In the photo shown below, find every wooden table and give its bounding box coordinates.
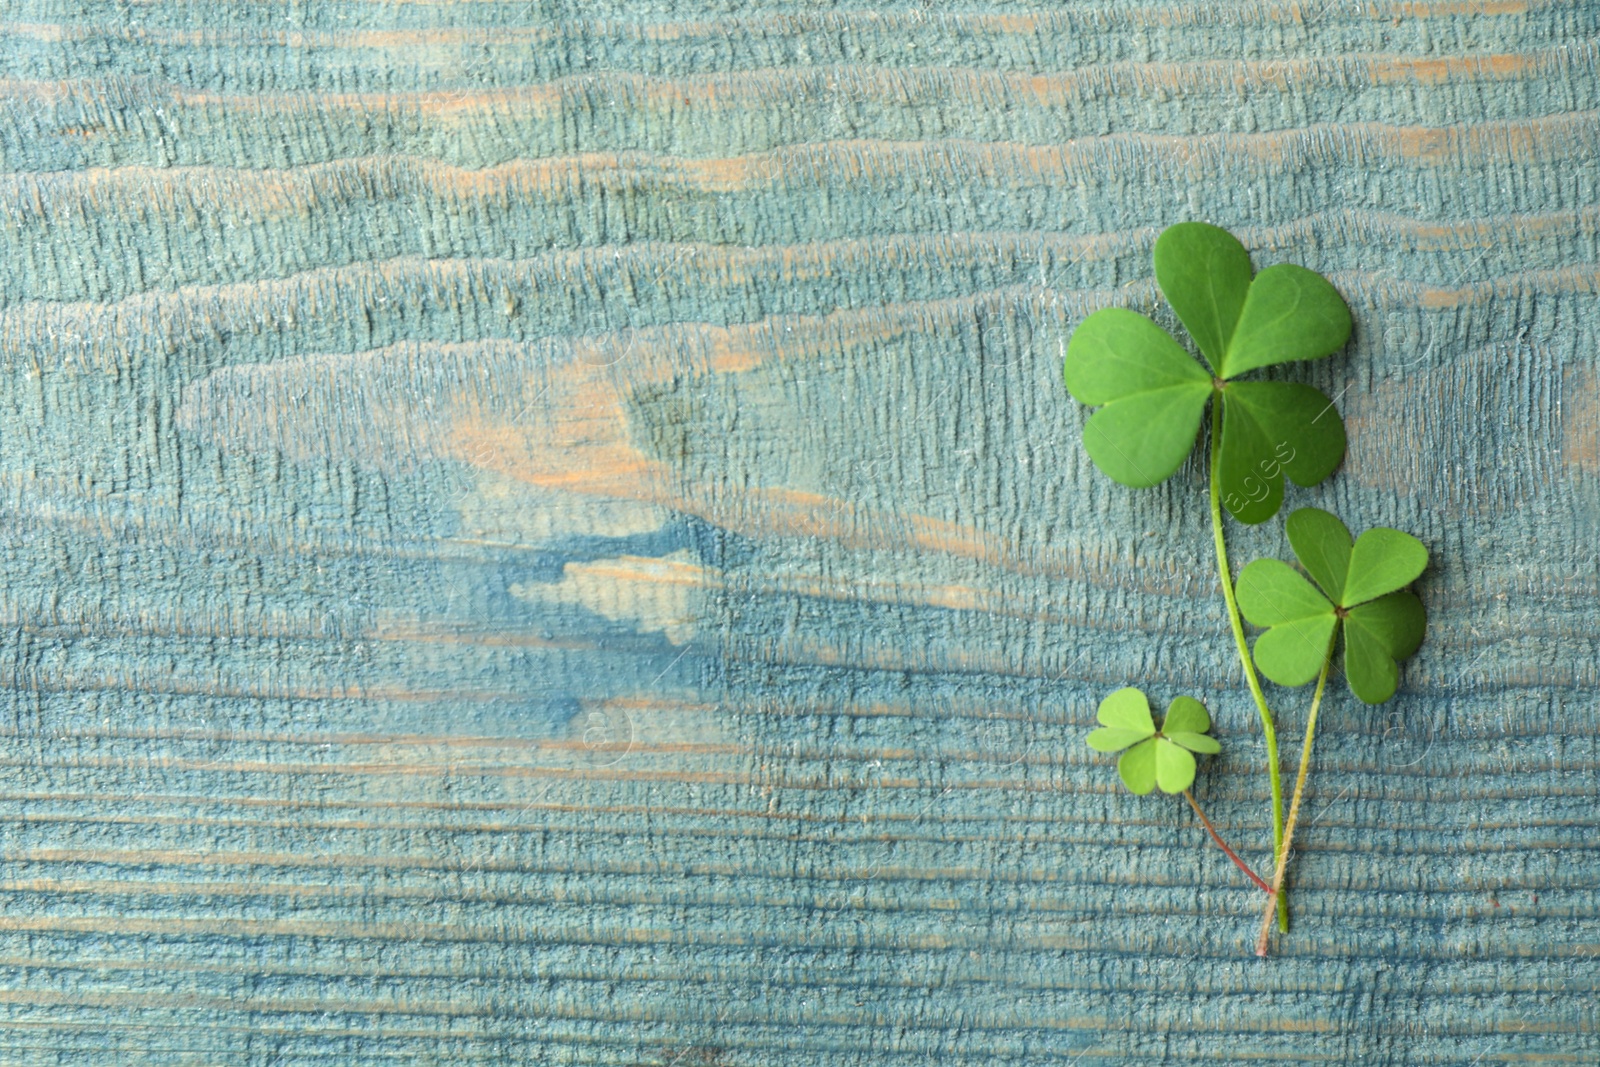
[0,2,1595,1063]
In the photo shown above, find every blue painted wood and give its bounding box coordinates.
[0,2,1596,1063]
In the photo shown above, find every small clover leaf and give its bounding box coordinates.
[1086,687,1221,795]
[1085,685,1156,752]
[1063,223,1350,524]
[1237,507,1429,704]
[1161,695,1223,756]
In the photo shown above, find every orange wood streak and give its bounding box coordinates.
[35,0,1540,15]
[1389,0,1529,13]
[499,522,1160,640]
[0,702,713,750]
[5,49,1571,113]
[0,4,1539,45]
[727,629,1117,682]
[1563,366,1598,473]
[10,113,1599,227]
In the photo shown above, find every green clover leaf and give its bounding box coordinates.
[1237,508,1429,704]
[1063,223,1351,524]
[1086,687,1222,795]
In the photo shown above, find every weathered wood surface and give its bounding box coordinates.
[0,1,1596,1063]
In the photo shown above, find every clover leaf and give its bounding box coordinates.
[1086,687,1222,795]
[1237,508,1429,704]
[1063,222,1351,524]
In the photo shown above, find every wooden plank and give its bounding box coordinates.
[0,1,1596,1062]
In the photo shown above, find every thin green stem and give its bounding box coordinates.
[1256,632,1337,957]
[1207,399,1287,931]
[1183,790,1274,894]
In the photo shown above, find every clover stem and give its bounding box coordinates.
[1183,790,1274,894]
[1255,634,1337,956]
[1207,400,1288,931]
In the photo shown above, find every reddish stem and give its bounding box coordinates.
[1183,790,1274,895]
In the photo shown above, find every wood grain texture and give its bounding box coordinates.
[0,1,1596,1063]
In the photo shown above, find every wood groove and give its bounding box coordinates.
[6,46,1597,110]
[8,110,1600,207]
[0,749,1594,787]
